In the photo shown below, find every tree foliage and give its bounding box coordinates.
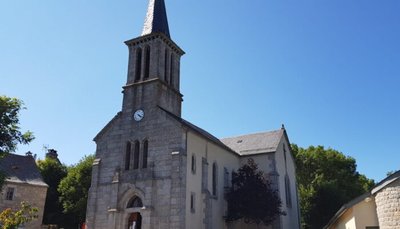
[0,202,38,229]
[225,158,285,226]
[0,96,34,189]
[292,144,375,229]
[0,96,34,156]
[37,157,68,226]
[58,155,94,227]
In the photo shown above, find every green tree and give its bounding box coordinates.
[225,158,285,226]
[292,144,374,229]
[58,155,94,227]
[0,96,34,188]
[0,202,38,229]
[37,156,68,226]
[0,96,34,156]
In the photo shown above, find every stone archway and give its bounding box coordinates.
[116,187,151,229]
[123,195,143,229]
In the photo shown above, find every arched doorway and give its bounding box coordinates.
[127,212,142,229]
[126,196,144,229]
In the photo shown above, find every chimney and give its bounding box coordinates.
[25,151,33,157]
[46,149,59,160]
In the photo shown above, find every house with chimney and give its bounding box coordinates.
[0,153,48,228]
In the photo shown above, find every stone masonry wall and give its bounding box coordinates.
[375,179,400,229]
[0,182,47,229]
[86,98,187,229]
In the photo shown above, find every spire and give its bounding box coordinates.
[141,0,170,38]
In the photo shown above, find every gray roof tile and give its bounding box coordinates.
[159,106,237,155]
[142,0,170,38]
[0,153,48,187]
[221,130,284,156]
[159,106,284,156]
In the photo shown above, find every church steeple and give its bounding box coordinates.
[122,0,184,117]
[142,0,170,38]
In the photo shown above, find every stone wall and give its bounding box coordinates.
[0,182,47,229]
[86,102,187,229]
[375,178,400,229]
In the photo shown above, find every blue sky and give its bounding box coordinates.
[1,0,399,182]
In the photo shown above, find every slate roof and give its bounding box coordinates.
[221,130,284,156]
[0,153,48,187]
[159,106,237,155]
[159,106,284,156]
[142,0,170,38]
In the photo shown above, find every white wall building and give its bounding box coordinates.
[325,171,400,229]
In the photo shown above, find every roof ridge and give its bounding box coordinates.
[220,129,283,140]
[5,153,29,157]
[158,106,239,156]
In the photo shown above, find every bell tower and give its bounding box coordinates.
[122,0,185,118]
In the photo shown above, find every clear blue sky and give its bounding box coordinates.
[1,0,399,182]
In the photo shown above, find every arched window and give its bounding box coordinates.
[285,174,292,208]
[169,53,174,86]
[212,162,217,196]
[191,154,196,174]
[127,196,143,208]
[125,142,131,170]
[283,143,287,166]
[133,141,140,170]
[164,49,169,83]
[142,140,148,169]
[223,167,229,188]
[135,48,142,82]
[231,170,236,188]
[190,193,195,213]
[144,46,151,79]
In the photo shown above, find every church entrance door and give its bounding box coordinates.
[127,212,142,229]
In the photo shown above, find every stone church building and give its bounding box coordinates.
[86,0,300,228]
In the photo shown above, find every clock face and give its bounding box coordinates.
[133,109,145,121]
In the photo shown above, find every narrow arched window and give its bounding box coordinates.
[169,53,174,86]
[125,142,131,170]
[135,48,142,82]
[144,46,151,79]
[285,174,292,208]
[191,154,196,174]
[142,140,148,169]
[164,49,169,83]
[212,162,217,196]
[190,193,195,213]
[223,167,229,188]
[283,143,287,165]
[133,141,140,169]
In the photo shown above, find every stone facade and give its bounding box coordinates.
[86,1,300,228]
[85,2,187,226]
[0,182,48,229]
[375,179,400,229]
[0,153,48,229]
[85,100,188,229]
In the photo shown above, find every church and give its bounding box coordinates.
[85,0,300,228]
